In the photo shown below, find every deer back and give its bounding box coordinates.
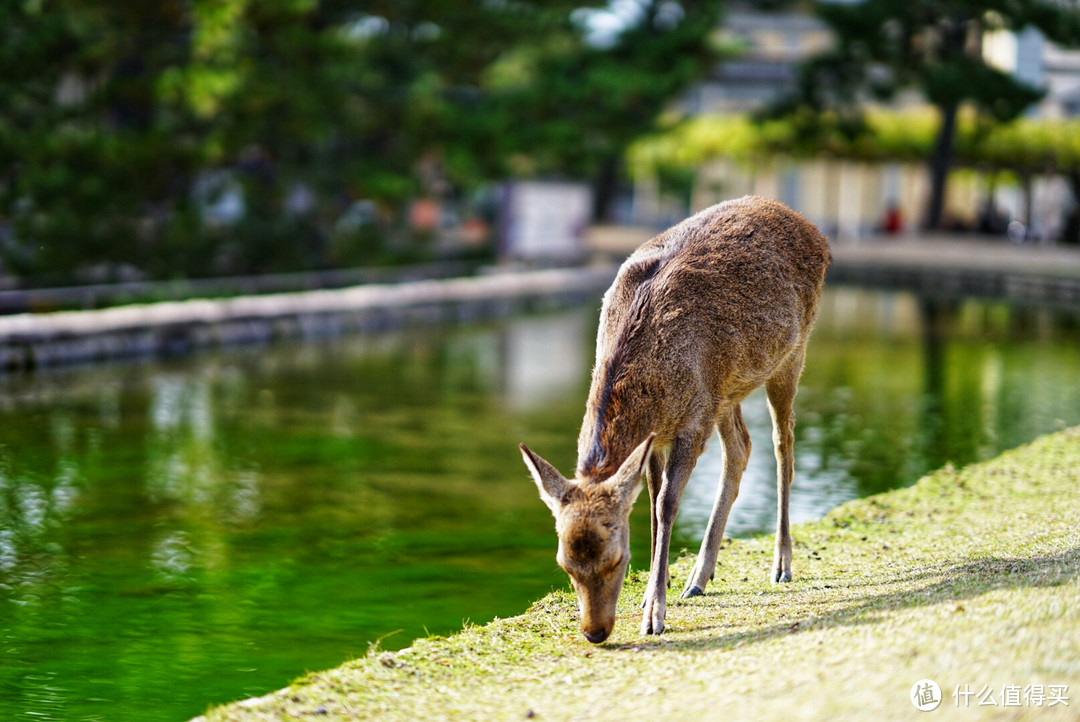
[576,196,831,480]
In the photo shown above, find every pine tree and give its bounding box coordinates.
[787,0,1080,230]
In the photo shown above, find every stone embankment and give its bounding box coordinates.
[3,232,1080,372]
[826,236,1080,308]
[0,266,616,372]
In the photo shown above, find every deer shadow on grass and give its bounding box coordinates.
[605,545,1080,653]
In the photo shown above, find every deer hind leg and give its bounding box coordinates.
[766,348,805,584]
[681,405,751,598]
[641,433,700,635]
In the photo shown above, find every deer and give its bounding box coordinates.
[520,196,831,644]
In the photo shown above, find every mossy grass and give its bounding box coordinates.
[200,427,1080,721]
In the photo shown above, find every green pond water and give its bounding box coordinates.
[1,286,1079,721]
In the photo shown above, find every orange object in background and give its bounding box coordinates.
[409,198,440,230]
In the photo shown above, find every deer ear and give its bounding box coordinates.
[606,433,655,509]
[520,444,570,514]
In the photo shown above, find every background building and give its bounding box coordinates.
[630,4,1080,244]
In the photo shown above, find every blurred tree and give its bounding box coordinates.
[478,0,724,220]
[0,0,199,280]
[323,0,592,243]
[779,0,1080,230]
[1,0,722,282]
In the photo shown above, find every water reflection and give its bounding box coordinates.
[500,312,591,410]
[690,288,1079,541]
[0,288,1079,721]
[682,289,1080,540]
[0,314,604,720]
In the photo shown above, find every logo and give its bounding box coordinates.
[911,679,942,711]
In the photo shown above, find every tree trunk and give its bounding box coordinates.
[591,154,620,223]
[1064,170,1080,246]
[923,101,958,231]
[1020,171,1034,228]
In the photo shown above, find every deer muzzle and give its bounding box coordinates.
[576,582,620,644]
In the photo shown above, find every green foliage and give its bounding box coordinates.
[479,2,722,175]
[803,0,1080,117]
[1,0,720,283]
[629,110,1080,175]
[964,116,1080,171]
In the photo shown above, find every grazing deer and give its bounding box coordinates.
[520,196,830,643]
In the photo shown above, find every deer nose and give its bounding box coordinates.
[583,627,610,644]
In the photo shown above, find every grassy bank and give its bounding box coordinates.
[199,427,1080,721]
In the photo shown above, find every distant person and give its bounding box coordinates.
[880,203,903,236]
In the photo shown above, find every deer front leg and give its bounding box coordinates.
[640,450,665,610]
[641,436,697,635]
[682,406,751,597]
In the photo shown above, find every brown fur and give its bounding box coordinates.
[521,196,830,643]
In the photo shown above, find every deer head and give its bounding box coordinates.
[520,434,654,643]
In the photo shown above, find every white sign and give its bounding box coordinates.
[501,181,592,261]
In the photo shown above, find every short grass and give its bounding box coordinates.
[198,427,1080,721]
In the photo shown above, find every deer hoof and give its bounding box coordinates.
[681,585,704,599]
[771,569,792,584]
[641,600,666,635]
[641,616,665,635]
